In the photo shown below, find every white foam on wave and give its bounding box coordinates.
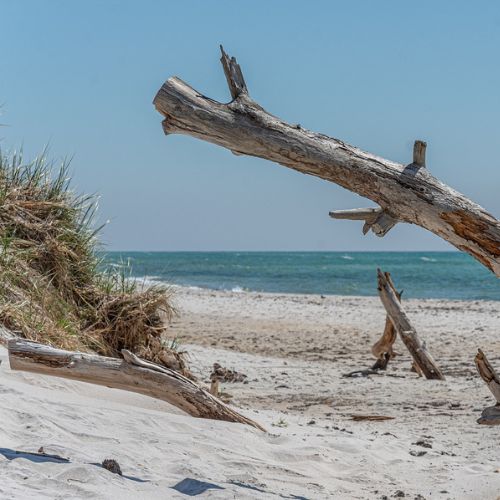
[231,286,245,293]
[420,256,437,262]
[341,255,354,260]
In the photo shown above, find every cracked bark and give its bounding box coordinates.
[153,46,500,276]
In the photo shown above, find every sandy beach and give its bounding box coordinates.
[1,286,499,499]
[3,2,500,498]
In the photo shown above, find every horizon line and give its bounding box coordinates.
[102,249,461,254]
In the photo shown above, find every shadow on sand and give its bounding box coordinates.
[0,447,149,483]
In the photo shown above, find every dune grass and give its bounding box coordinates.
[0,149,189,376]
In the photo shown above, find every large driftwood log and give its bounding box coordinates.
[371,271,402,370]
[377,269,444,380]
[153,46,500,276]
[474,349,500,425]
[7,339,264,431]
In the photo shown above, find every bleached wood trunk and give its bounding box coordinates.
[377,269,444,380]
[474,349,500,425]
[153,47,500,276]
[7,339,264,431]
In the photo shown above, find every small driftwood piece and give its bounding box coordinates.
[209,363,247,396]
[342,368,382,378]
[474,349,500,425]
[153,46,500,276]
[8,339,265,431]
[377,269,444,380]
[351,414,395,422]
[371,271,402,370]
[209,378,220,397]
[0,327,16,346]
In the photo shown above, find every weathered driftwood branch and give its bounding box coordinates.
[329,208,398,237]
[371,271,402,370]
[153,46,500,275]
[377,269,444,380]
[474,349,500,425]
[7,339,264,431]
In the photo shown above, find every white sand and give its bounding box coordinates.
[1,286,500,499]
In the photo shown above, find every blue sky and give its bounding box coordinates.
[1,0,499,251]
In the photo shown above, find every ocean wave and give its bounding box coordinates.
[420,256,437,262]
[341,255,354,260]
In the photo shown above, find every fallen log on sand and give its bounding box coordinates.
[153,46,500,276]
[7,338,265,431]
[474,349,500,425]
[377,269,444,380]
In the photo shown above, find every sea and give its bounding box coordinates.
[102,251,500,301]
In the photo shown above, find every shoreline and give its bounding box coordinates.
[104,249,500,301]
[168,282,500,303]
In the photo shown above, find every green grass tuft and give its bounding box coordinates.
[0,148,190,376]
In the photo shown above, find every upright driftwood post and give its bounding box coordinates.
[377,269,444,380]
[474,349,500,425]
[153,46,500,276]
[8,339,265,431]
[371,271,402,370]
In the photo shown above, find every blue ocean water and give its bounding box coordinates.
[102,251,500,301]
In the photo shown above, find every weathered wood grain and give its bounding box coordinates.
[153,47,500,276]
[377,269,444,380]
[371,271,401,370]
[8,339,265,431]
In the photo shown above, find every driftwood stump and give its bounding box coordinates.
[377,269,444,380]
[371,271,402,370]
[474,349,500,425]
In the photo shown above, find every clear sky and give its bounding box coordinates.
[1,0,499,251]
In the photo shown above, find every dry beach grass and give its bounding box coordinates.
[0,150,187,374]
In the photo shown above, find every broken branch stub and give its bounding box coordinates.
[153,47,500,276]
[219,45,247,99]
[413,140,427,168]
[330,140,425,238]
[329,208,398,237]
